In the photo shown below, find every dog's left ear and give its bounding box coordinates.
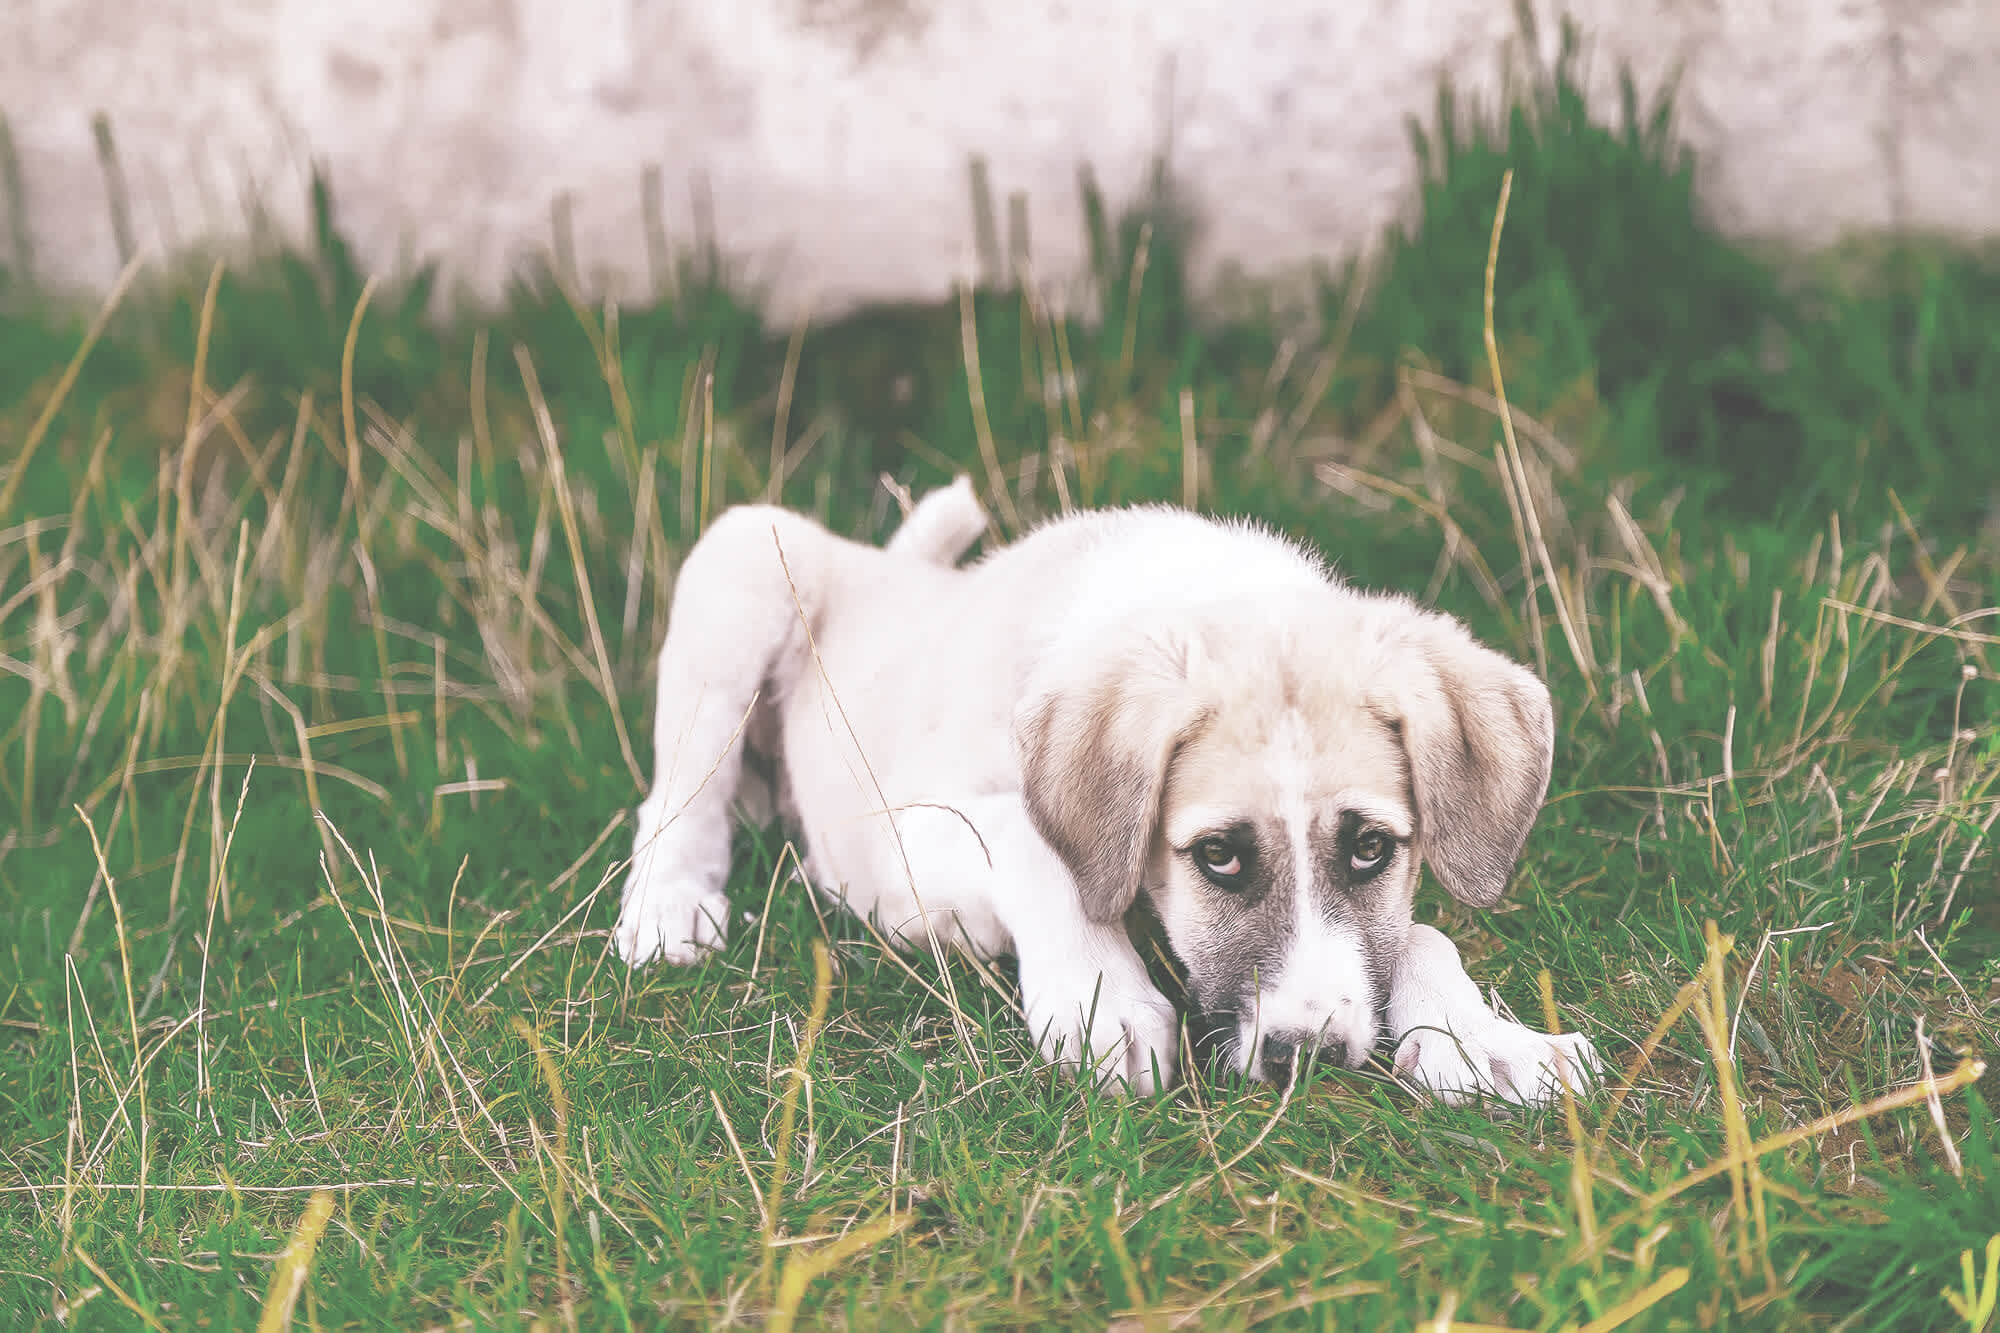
[1392,612,1555,908]
[1015,636,1209,923]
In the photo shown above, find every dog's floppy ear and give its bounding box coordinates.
[1393,613,1555,908]
[1015,638,1207,923]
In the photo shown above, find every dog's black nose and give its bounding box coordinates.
[1261,1032,1344,1085]
[1256,1032,1320,1088]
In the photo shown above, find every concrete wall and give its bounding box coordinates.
[3,1,1995,322]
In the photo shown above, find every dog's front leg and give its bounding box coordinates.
[998,847,1179,1096]
[1385,924,1601,1107]
[901,795,1180,1095]
[615,506,839,967]
[1013,913,1181,1097]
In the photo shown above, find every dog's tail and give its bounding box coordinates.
[886,475,988,566]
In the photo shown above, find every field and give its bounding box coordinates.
[3,56,1999,1329]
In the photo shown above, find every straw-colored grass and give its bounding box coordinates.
[3,149,1997,1329]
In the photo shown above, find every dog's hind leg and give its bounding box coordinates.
[615,505,851,967]
[731,480,981,831]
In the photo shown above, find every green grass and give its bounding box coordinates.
[3,51,1999,1330]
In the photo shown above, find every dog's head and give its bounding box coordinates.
[1016,590,1553,1085]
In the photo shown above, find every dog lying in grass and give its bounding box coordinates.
[612,478,1598,1104]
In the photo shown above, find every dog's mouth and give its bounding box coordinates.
[1125,900,1252,1080]
[1184,1011,1311,1086]
[1126,898,1382,1087]
[1186,1008,1382,1086]
[1187,1009,1243,1078]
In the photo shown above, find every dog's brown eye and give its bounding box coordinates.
[1350,831,1393,874]
[1193,838,1243,881]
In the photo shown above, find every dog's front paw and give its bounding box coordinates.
[1027,980,1180,1097]
[1393,1020,1600,1108]
[613,871,730,967]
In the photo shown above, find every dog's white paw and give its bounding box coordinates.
[1393,1019,1601,1107]
[613,872,730,967]
[1027,980,1180,1097]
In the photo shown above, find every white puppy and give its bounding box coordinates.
[613,479,1599,1104]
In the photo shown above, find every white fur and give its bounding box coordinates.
[614,479,1599,1105]
[1387,925,1603,1105]
[1238,714,1377,1079]
[1247,915,1377,1079]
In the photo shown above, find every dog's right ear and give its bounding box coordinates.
[1391,611,1556,909]
[1015,639,1208,923]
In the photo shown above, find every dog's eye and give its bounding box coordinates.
[1192,838,1244,883]
[1349,830,1394,874]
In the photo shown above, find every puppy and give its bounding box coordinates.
[612,479,1598,1104]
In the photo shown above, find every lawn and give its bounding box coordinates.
[3,53,1998,1330]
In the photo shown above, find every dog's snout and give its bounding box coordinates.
[1262,1037,1297,1085]
[1259,1031,1339,1086]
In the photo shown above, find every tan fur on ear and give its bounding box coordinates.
[1394,613,1555,908]
[1015,642,1208,923]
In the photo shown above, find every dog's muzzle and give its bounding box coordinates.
[1252,1028,1354,1085]
[1192,1017,1362,1085]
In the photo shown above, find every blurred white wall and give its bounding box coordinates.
[3,0,1995,321]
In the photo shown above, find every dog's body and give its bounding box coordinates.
[614,480,1597,1104]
